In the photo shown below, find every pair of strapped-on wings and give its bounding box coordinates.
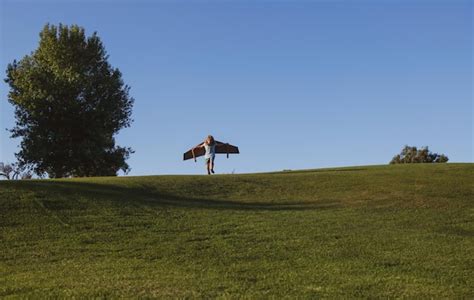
[183,141,239,161]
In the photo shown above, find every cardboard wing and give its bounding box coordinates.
[183,141,240,161]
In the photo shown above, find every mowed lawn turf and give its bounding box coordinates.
[1,164,473,298]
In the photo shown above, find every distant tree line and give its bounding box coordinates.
[0,162,32,180]
[390,146,448,164]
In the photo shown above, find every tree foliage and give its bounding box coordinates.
[390,146,448,164]
[5,24,134,178]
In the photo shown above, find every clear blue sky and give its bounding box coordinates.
[1,0,472,175]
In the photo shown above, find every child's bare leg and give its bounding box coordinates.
[211,159,215,173]
[206,160,211,175]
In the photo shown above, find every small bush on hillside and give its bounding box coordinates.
[390,146,448,164]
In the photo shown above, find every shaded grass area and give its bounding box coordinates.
[1,163,473,297]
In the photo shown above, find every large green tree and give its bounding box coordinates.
[5,24,134,178]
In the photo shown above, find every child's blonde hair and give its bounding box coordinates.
[206,135,215,145]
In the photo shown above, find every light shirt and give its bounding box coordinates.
[204,143,216,159]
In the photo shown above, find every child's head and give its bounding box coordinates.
[206,135,215,145]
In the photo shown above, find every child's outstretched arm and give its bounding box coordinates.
[193,142,205,150]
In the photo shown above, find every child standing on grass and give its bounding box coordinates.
[194,135,223,175]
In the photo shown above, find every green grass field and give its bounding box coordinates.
[1,163,473,298]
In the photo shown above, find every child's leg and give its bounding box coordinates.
[206,160,211,175]
[211,157,215,173]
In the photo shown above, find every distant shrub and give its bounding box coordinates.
[390,146,448,164]
[0,162,33,180]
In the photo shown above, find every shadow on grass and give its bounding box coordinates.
[3,180,341,211]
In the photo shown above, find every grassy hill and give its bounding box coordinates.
[1,163,473,298]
